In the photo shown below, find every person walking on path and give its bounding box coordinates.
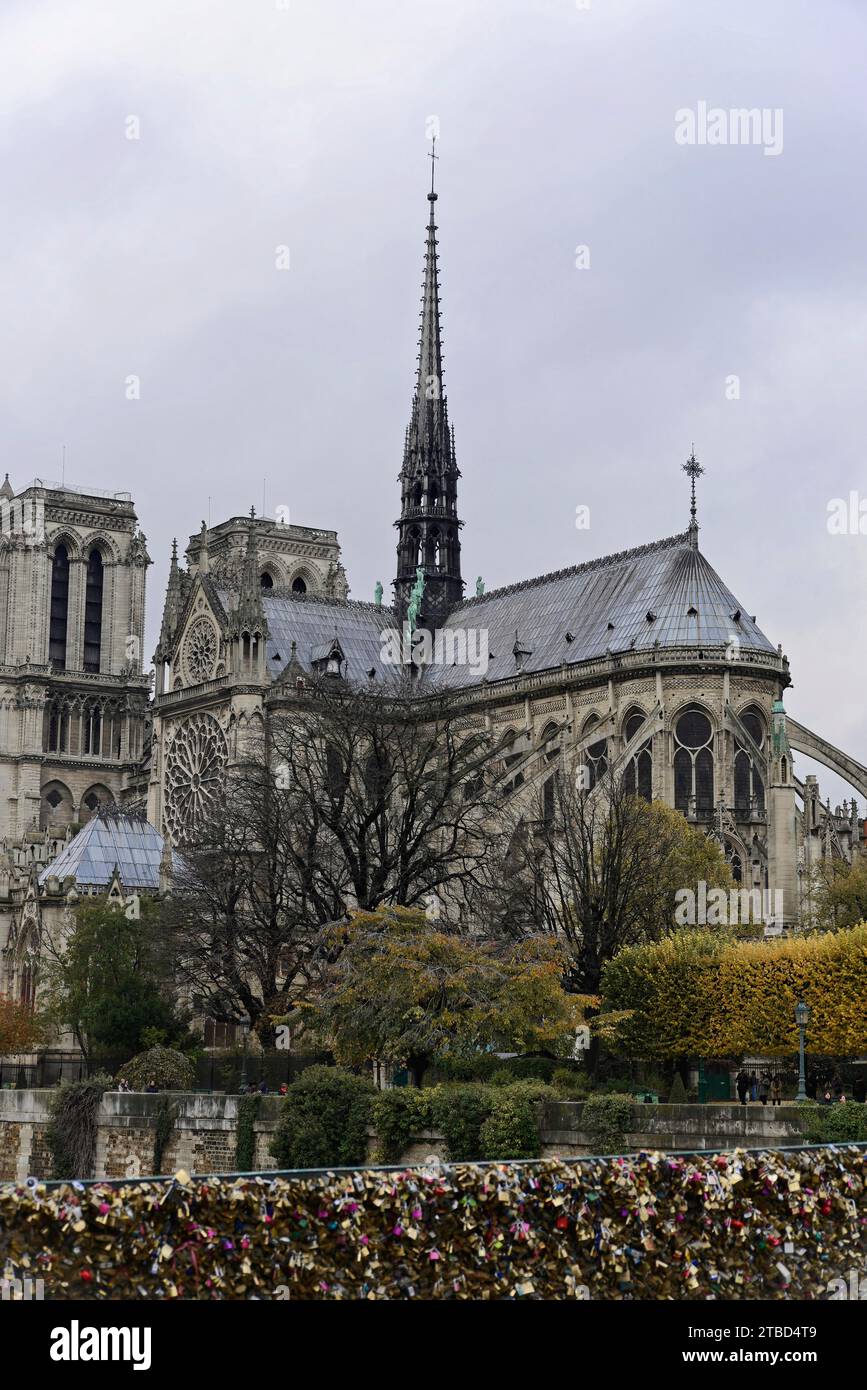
[770,1076,782,1107]
[736,1069,750,1105]
[749,1071,759,1101]
[758,1071,771,1106]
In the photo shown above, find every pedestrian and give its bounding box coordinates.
[770,1076,782,1107]
[258,1079,268,1095]
[279,1082,288,1097]
[749,1071,758,1102]
[853,1076,866,1104]
[735,1069,750,1105]
[758,1071,771,1106]
[821,1088,833,1106]
[145,1078,158,1094]
[117,1078,130,1093]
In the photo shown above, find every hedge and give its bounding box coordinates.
[600,925,867,1057]
[2,1147,865,1299]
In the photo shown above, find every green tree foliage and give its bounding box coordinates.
[809,858,867,933]
[270,1066,374,1169]
[306,907,586,1084]
[601,924,867,1057]
[41,897,193,1064]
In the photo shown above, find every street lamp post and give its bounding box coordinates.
[795,1001,810,1102]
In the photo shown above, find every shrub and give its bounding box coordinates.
[479,1091,541,1161]
[601,924,867,1057]
[430,1085,494,1161]
[46,1074,112,1179]
[668,1073,688,1104]
[372,1088,432,1163]
[582,1093,634,1155]
[489,1068,515,1087]
[552,1067,587,1097]
[270,1066,374,1169]
[802,1103,867,1144]
[427,1054,500,1084]
[117,1046,194,1091]
[506,1056,559,1083]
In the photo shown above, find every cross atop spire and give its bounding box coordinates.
[683,445,704,547]
[428,132,439,200]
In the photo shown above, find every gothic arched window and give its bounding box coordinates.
[582,715,608,791]
[49,544,70,669]
[673,705,714,814]
[260,571,274,590]
[623,708,652,802]
[540,721,560,765]
[83,548,104,673]
[734,706,766,812]
[291,577,307,595]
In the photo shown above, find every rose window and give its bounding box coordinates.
[164,713,228,842]
[184,618,219,684]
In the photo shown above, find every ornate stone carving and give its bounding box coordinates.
[183,617,219,685]
[163,712,228,843]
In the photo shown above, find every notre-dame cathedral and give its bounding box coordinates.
[3,164,867,1009]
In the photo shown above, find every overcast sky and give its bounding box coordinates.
[2,0,865,806]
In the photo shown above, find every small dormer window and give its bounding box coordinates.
[327,653,341,676]
[687,605,698,617]
[646,610,656,623]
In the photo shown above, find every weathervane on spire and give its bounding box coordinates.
[683,445,704,526]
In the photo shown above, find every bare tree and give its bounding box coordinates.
[495,766,733,998]
[159,675,514,1042]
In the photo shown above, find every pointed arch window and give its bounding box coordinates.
[734,706,766,812]
[623,709,652,801]
[83,548,104,672]
[673,705,714,814]
[49,544,70,669]
[291,577,307,595]
[581,715,608,791]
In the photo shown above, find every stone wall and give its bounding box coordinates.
[0,1090,283,1182]
[0,1090,815,1182]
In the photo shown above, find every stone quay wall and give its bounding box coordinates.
[0,1090,815,1182]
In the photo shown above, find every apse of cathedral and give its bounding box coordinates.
[3,162,866,1006]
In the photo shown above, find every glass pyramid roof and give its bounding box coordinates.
[39,812,165,891]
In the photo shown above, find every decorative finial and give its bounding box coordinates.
[249,505,256,520]
[428,132,439,202]
[683,445,704,528]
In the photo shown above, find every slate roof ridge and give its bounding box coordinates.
[219,587,396,619]
[453,531,692,609]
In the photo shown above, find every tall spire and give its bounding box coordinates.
[394,139,464,627]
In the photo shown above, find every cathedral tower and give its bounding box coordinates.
[0,476,150,839]
[394,145,464,627]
